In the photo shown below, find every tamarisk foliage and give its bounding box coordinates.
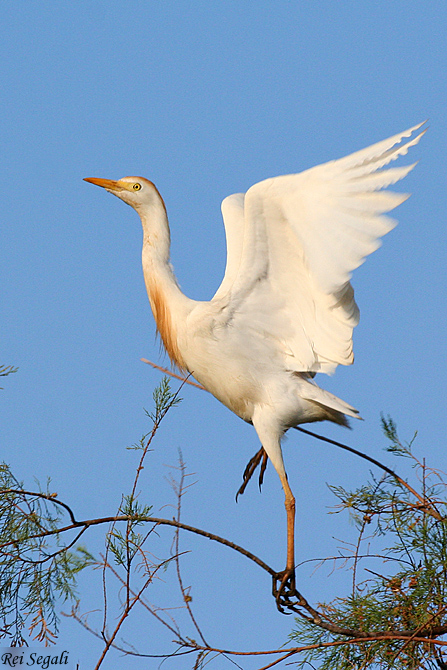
[290,418,447,669]
[0,465,94,645]
[0,364,18,389]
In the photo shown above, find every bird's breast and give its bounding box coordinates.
[182,320,273,422]
[190,362,259,422]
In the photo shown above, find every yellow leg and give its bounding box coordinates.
[272,473,296,611]
[280,473,296,575]
[250,408,297,610]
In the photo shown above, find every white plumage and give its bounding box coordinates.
[85,121,425,606]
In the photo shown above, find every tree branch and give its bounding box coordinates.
[3,486,447,643]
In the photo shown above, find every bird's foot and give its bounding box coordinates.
[235,447,268,500]
[272,568,298,614]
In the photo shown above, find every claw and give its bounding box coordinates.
[236,447,268,500]
[258,449,268,490]
[272,568,297,614]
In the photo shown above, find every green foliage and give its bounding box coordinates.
[0,377,181,647]
[290,424,447,669]
[381,414,418,458]
[146,375,183,424]
[107,495,153,567]
[108,377,181,569]
[0,464,94,645]
[0,364,18,389]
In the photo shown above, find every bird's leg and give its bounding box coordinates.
[272,473,297,612]
[251,409,298,612]
[235,447,268,500]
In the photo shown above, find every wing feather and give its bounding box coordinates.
[214,123,425,374]
[212,193,245,301]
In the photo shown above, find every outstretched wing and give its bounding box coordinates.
[214,122,426,374]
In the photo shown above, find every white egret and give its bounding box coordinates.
[85,122,425,609]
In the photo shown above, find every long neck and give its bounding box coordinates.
[140,200,193,371]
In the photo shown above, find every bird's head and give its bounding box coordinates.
[84,176,165,213]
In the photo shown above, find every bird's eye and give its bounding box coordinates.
[133,183,142,191]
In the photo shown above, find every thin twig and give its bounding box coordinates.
[294,427,442,521]
[141,359,206,390]
[173,452,209,647]
[2,488,77,525]
[94,553,183,670]
[351,476,385,598]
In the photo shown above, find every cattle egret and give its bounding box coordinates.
[85,122,425,610]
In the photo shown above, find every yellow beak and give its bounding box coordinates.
[83,177,120,191]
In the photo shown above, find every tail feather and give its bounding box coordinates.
[295,373,361,423]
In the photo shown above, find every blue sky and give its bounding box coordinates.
[1,2,446,668]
